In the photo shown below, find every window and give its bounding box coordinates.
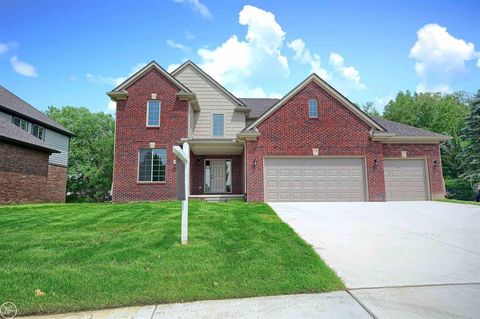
[31,124,45,140]
[12,117,29,131]
[212,114,224,137]
[309,99,318,117]
[138,148,167,182]
[147,101,161,126]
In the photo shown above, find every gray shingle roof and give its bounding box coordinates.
[0,117,59,153]
[0,86,74,136]
[372,117,450,138]
[240,98,279,119]
[241,97,449,139]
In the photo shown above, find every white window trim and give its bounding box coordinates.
[146,100,161,127]
[212,113,225,137]
[308,99,318,118]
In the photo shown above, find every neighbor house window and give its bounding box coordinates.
[309,99,318,117]
[212,114,224,137]
[31,124,45,140]
[147,101,161,126]
[12,117,29,131]
[138,148,166,182]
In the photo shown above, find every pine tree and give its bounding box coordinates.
[460,90,480,186]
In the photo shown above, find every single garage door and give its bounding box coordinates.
[264,157,367,202]
[384,159,429,201]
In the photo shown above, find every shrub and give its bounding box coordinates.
[445,179,476,200]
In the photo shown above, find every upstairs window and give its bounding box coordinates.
[147,100,161,126]
[12,117,29,131]
[138,148,166,182]
[212,114,224,137]
[31,124,45,140]
[309,99,318,118]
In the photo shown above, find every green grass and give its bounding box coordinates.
[436,198,480,206]
[0,201,343,315]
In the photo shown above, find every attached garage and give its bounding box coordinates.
[264,157,367,202]
[384,159,429,201]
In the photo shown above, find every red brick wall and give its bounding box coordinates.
[382,144,445,199]
[46,164,67,202]
[112,68,189,202]
[190,153,243,195]
[0,142,49,204]
[245,81,386,202]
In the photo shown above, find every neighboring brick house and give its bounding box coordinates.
[0,86,74,204]
[108,60,450,203]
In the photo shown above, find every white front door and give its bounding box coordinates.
[210,160,226,193]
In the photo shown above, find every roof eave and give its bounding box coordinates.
[107,90,128,101]
[371,132,452,143]
[0,135,60,153]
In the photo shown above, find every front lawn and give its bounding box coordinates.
[436,198,480,206]
[0,201,343,315]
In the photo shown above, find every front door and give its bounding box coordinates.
[210,160,226,193]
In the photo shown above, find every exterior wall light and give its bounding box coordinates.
[374,159,378,167]
[253,159,257,167]
[433,160,439,168]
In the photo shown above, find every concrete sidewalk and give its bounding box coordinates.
[21,292,373,318]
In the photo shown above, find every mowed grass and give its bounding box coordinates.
[0,201,344,315]
[436,198,480,206]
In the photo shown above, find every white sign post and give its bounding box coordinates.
[173,142,190,244]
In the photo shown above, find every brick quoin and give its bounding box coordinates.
[46,164,68,202]
[0,142,50,204]
[245,81,445,202]
[112,68,189,202]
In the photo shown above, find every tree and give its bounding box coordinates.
[359,102,381,117]
[46,106,115,202]
[383,91,470,137]
[460,90,480,185]
[383,91,470,180]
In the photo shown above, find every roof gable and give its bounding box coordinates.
[245,74,385,131]
[171,61,248,110]
[112,61,191,93]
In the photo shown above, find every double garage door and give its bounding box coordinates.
[264,157,429,202]
[264,157,367,202]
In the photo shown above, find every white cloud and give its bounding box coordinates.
[173,0,211,19]
[167,63,182,73]
[10,56,38,77]
[196,5,289,97]
[107,100,116,114]
[185,30,195,40]
[166,39,190,52]
[372,94,394,113]
[329,52,366,90]
[287,39,330,80]
[86,63,146,87]
[409,23,480,92]
[0,42,9,54]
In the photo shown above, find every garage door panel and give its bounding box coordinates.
[384,159,428,201]
[265,157,366,202]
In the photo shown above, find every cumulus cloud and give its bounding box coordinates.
[166,39,190,52]
[287,38,330,80]
[409,23,480,93]
[10,56,38,77]
[107,100,116,114]
[173,0,211,19]
[86,63,146,87]
[197,5,289,97]
[329,52,366,90]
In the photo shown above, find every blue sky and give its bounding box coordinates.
[0,0,479,114]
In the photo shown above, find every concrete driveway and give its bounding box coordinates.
[270,201,480,318]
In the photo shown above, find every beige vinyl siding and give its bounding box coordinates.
[45,129,69,166]
[174,65,246,138]
[188,102,195,139]
[0,111,12,122]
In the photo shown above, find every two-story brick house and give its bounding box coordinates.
[108,60,450,203]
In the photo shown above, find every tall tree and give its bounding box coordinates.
[46,106,115,202]
[359,101,381,117]
[460,90,480,185]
